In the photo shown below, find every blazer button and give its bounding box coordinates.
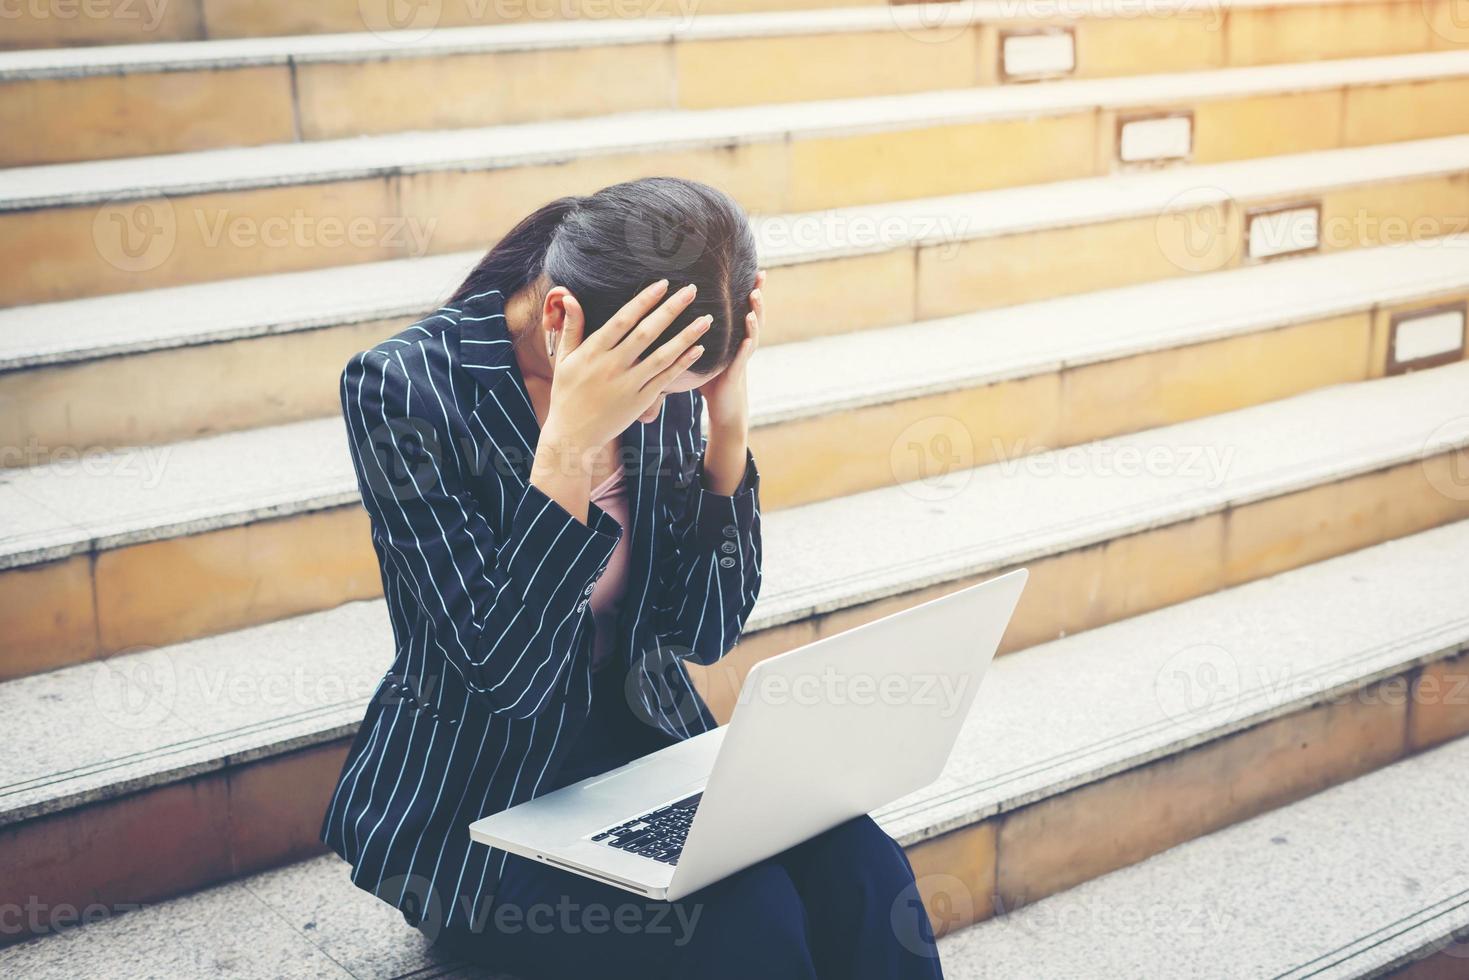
[577,599,588,613]
[583,582,595,596]
[720,541,736,554]
[719,556,736,569]
[722,526,738,538]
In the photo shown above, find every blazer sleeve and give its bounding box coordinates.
[650,398,764,666]
[341,348,620,720]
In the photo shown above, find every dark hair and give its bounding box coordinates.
[449,177,758,376]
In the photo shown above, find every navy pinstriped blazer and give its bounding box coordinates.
[319,287,762,936]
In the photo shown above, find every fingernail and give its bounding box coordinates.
[683,283,698,296]
[654,278,669,290]
[699,315,713,330]
[692,344,705,356]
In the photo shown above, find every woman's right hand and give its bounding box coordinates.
[540,279,710,459]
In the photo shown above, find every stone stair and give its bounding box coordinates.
[3,0,1468,972]
[3,233,1466,478]
[3,0,1465,164]
[942,736,1469,978]
[3,520,1467,969]
[5,359,1467,673]
[8,0,1467,53]
[6,56,1469,304]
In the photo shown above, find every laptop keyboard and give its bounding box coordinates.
[588,793,701,865]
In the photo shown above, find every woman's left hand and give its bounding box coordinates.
[700,269,764,433]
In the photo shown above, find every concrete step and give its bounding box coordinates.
[4,234,1468,484]
[6,134,1469,372]
[3,358,1466,683]
[0,0,869,50]
[6,54,1469,304]
[3,0,1461,165]
[942,735,1469,979]
[2,519,1465,952]
[8,0,1469,50]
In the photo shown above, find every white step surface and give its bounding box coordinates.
[6,52,1469,210]
[943,736,1469,979]
[760,134,1469,262]
[3,361,1467,631]
[754,236,1469,424]
[756,362,1469,630]
[0,0,1352,80]
[4,156,1468,373]
[4,523,1468,977]
[0,250,480,371]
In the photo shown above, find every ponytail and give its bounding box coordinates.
[448,195,580,307]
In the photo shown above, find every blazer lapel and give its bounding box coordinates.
[454,289,540,487]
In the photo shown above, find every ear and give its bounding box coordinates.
[540,285,569,333]
[540,285,585,359]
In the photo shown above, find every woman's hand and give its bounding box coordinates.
[698,269,762,434]
[697,270,763,495]
[541,279,710,455]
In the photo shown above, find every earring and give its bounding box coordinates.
[544,327,559,360]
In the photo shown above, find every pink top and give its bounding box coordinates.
[587,465,632,669]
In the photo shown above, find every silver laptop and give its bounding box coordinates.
[469,568,1028,901]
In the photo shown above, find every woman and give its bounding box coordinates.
[321,177,944,978]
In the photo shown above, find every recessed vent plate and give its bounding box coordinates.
[1246,202,1321,261]
[1388,303,1467,374]
[1117,112,1194,165]
[1000,28,1078,81]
